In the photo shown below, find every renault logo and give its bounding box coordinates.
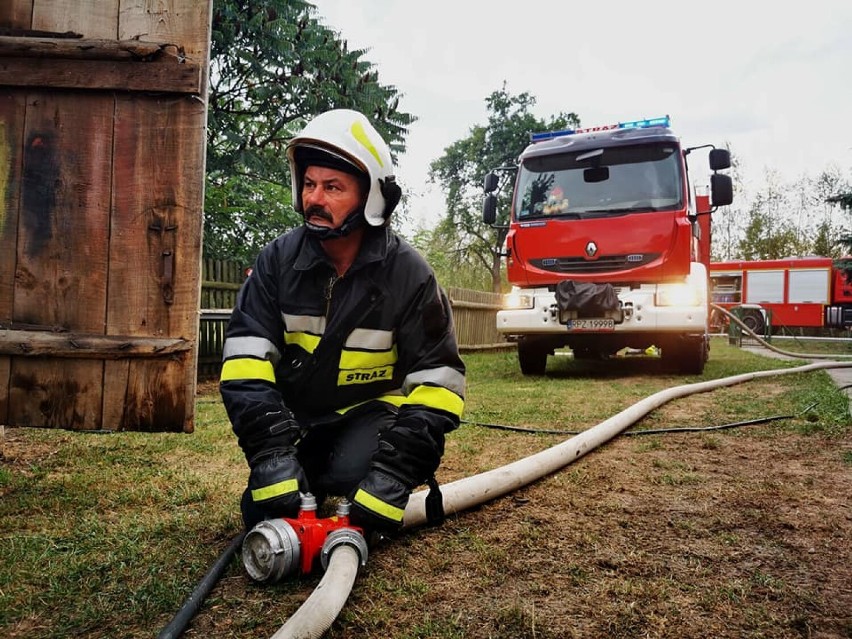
[585,241,598,258]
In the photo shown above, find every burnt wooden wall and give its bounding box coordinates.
[0,1,212,432]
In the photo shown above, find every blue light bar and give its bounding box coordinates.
[530,115,671,142]
[618,116,670,130]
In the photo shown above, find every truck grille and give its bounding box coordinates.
[530,253,661,274]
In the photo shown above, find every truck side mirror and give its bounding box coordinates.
[709,148,731,171]
[483,193,498,225]
[483,172,499,193]
[710,173,733,207]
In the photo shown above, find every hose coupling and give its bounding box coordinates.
[320,528,369,572]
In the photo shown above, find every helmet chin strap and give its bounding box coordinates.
[303,206,366,241]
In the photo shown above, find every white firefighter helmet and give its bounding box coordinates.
[286,109,401,226]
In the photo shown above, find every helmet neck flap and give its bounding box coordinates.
[303,204,366,241]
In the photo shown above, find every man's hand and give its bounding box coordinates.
[348,416,444,533]
[248,447,307,519]
[349,466,410,534]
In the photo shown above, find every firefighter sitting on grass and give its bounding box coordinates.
[219,109,466,536]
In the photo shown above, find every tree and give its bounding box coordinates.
[737,192,804,260]
[429,85,579,292]
[710,147,746,261]
[812,220,842,258]
[830,191,852,259]
[409,219,495,291]
[205,0,416,263]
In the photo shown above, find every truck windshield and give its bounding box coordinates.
[515,142,683,220]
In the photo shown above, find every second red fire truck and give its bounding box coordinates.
[709,256,852,334]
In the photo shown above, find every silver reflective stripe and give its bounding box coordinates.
[345,327,394,350]
[282,313,326,335]
[223,336,281,366]
[402,366,466,397]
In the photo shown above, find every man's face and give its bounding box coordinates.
[302,166,365,230]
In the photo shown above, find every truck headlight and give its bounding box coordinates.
[503,292,534,309]
[656,282,702,307]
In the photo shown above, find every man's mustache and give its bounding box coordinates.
[304,205,333,222]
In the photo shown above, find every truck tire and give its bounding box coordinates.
[663,337,707,375]
[518,340,548,375]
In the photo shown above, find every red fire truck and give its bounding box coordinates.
[709,257,852,333]
[482,116,733,374]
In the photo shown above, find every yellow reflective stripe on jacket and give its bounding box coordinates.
[339,345,397,370]
[284,331,321,353]
[353,488,404,522]
[402,385,465,417]
[220,358,276,383]
[251,478,299,503]
[332,387,464,417]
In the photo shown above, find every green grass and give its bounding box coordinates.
[1,340,850,638]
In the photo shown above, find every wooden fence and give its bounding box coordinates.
[445,287,511,351]
[198,258,245,379]
[197,259,512,380]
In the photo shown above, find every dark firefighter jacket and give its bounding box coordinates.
[220,225,466,462]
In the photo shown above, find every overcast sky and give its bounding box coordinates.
[311,1,852,230]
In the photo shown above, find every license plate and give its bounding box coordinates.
[564,318,615,331]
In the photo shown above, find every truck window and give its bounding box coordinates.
[516,143,682,220]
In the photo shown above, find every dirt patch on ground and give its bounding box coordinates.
[396,433,848,638]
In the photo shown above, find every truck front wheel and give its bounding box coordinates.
[518,340,548,375]
[662,337,707,375]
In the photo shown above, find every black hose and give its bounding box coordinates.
[461,401,817,437]
[156,531,246,639]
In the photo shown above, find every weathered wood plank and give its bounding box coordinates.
[7,89,115,429]
[105,0,211,432]
[119,0,212,60]
[0,90,23,422]
[0,329,191,358]
[15,91,112,329]
[109,95,205,337]
[9,358,105,429]
[101,358,129,429]
[106,356,188,431]
[0,1,34,30]
[0,57,202,94]
[32,0,117,39]
[0,91,24,324]
[106,92,205,432]
[0,35,178,60]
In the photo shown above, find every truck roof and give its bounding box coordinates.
[521,125,680,161]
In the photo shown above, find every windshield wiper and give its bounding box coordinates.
[551,212,582,219]
[580,207,638,216]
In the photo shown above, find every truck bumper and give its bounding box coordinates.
[497,272,708,337]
